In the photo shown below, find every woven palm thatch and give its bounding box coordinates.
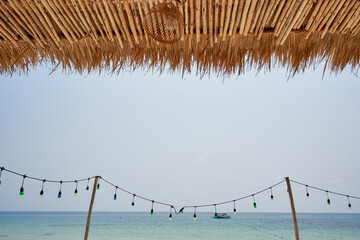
[0,0,359,76]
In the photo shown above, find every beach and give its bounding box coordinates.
[1,212,359,240]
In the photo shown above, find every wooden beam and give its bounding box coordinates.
[285,177,300,240]
[84,176,100,240]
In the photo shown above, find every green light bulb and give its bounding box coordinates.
[253,202,257,208]
[150,209,154,215]
[327,199,331,205]
[97,183,100,190]
[20,187,24,196]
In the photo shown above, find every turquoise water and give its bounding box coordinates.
[0,212,359,240]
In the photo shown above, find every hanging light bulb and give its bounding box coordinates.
[326,191,331,205]
[233,200,237,214]
[19,175,26,196]
[306,185,310,198]
[40,179,46,197]
[58,181,63,199]
[214,204,217,217]
[347,196,352,209]
[150,201,154,215]
[96,179,100,190]
[0,167,4,186]
[193,207,197,220]
[270,188,274,201]
[113,187,117,200]
[74,181,78,196]
[169,206,173,221]
[252,195,257,208]
[132,194,136,206]
[86,178,90,190]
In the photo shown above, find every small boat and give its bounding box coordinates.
[212,213,230,219]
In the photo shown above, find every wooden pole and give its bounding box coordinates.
[285,177,300,240]
[84,176,100,240]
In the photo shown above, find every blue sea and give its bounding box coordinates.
[0,212,359,240]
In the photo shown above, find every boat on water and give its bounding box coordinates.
[212,213,230,219]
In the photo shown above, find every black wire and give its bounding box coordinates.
[1,167,93,183]
[182,180,285,208]
[290,179,360,200]
[101,177,180,211]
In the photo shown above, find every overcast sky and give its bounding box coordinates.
[0,64,359,214]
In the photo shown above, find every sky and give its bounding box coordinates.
[0,64,359,214]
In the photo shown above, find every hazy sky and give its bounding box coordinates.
[0,65,359,214]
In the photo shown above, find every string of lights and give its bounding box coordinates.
[0,166,181,213]
[178,180,285,216]
[0,166,286,216]
[1,167,93,183]
[100,177,289,217]
[0,167,96,196]
[1,166,359,219]
[100,177,174,208]
[290,179,360,209]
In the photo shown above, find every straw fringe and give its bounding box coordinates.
[0,0,359,76]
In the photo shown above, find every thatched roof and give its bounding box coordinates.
[0,0,359,76]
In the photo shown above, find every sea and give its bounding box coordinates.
[0,212,359,240]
